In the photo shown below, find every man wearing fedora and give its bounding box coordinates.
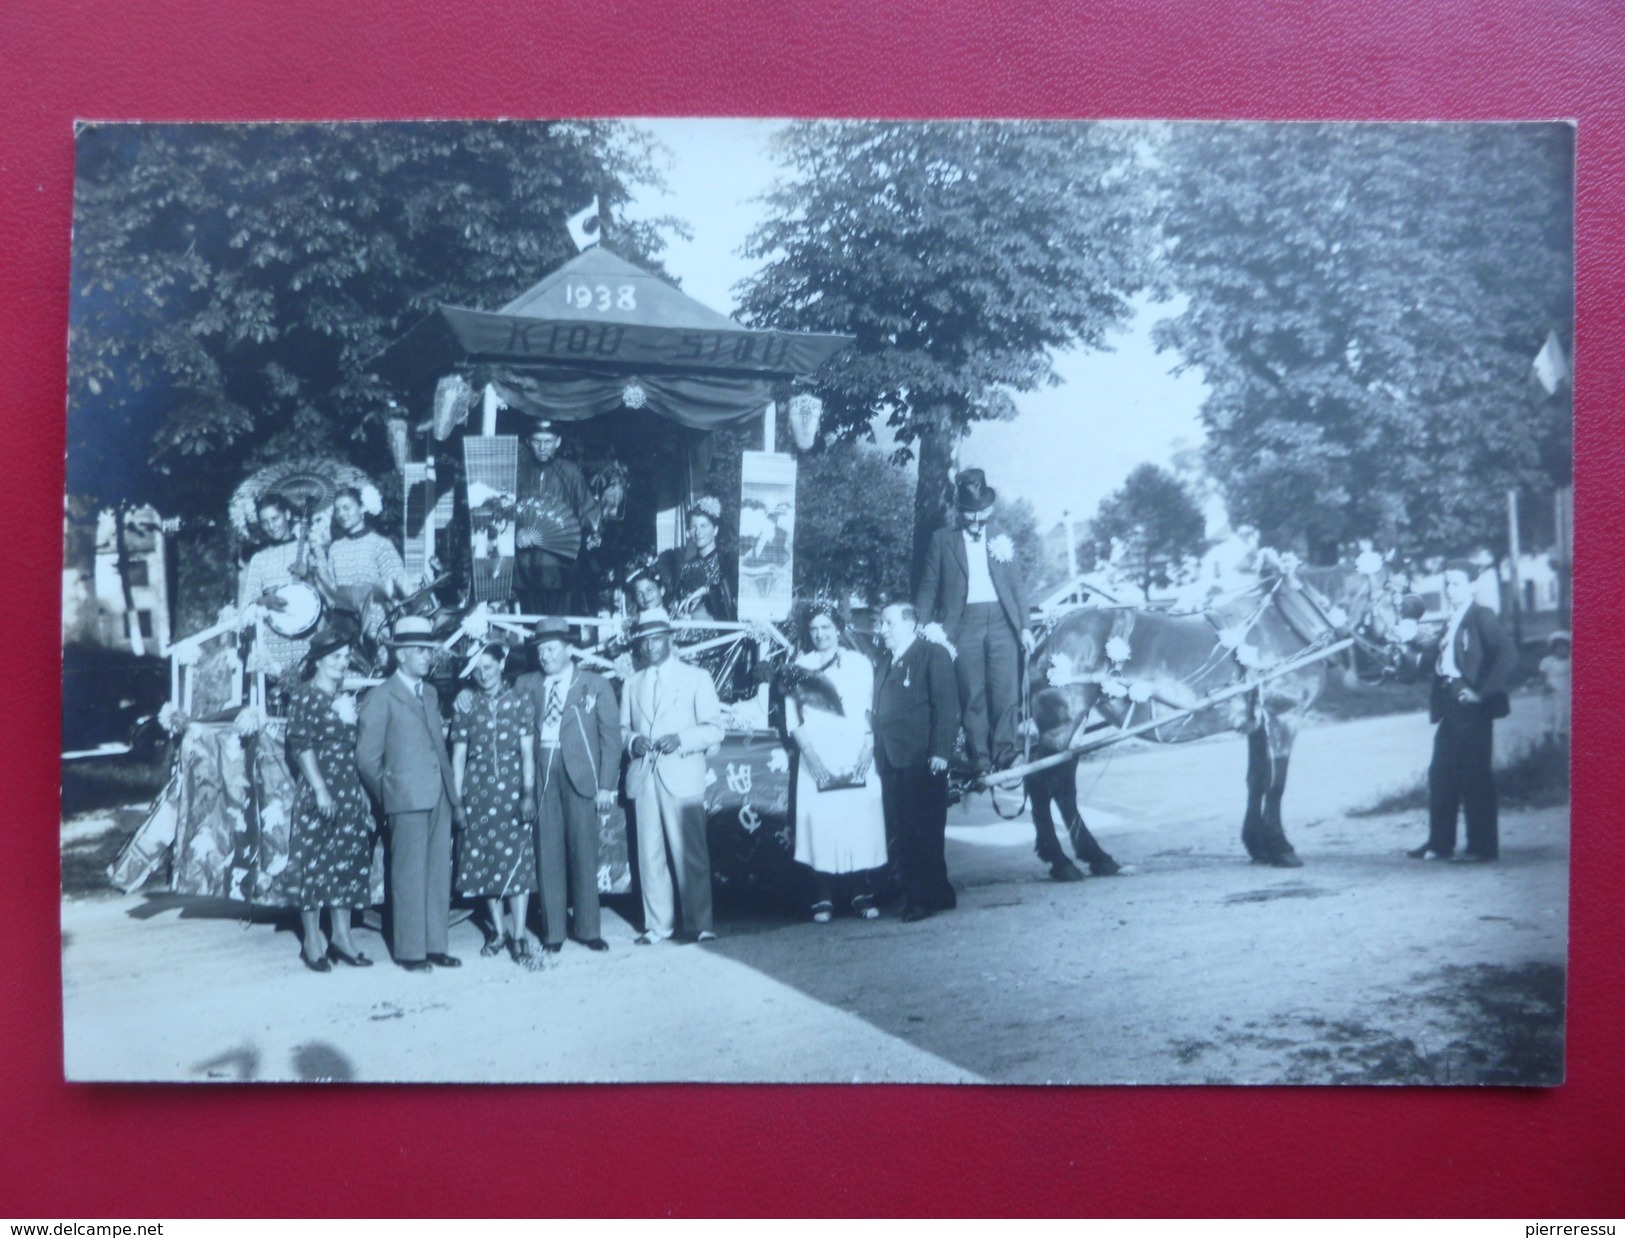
[914,468,1035,777]
[514,618,621,953]
[621,610,726,943]
[514,420,601,616]
[357,616,466,971]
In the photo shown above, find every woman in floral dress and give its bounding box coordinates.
[450,644,539,965]
[285,626,375,972]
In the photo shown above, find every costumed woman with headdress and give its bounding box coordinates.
[449,642,540,966]
[317,483,412,649]
[779,602,887,923]
[284,622,375,971]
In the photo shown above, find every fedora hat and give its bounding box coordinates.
[954,468,997,513]
[631,608,674,642]
[530,616,579,646]
[385,615,440,648]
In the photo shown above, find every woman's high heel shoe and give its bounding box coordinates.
[327,944,374,968]
[302,951,333,973]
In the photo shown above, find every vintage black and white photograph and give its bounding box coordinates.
[59,118,1573,1084]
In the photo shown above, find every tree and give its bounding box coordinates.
[791,442,915,605]
[68,122,676,624]
[996,496,1050,599]
[1087,463,1207,600]
[1153,123,1573,561]
[735,121,1152,586]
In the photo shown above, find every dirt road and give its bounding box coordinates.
[61,698,1566,1084]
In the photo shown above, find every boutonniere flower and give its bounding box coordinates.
[332,692,358,726]
[581,693,597,715]
[988,534,1014,563]
[921,622,958,660]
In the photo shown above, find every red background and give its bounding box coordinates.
[2,0,1620,1218]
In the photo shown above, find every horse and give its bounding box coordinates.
[1014,558,1418,877]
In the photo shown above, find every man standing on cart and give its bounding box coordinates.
[914,468,1035,778]
[514,420,601,616]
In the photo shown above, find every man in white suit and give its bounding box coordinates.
[621,610,725,943]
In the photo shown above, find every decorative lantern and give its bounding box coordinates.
[432,374,474,441]
[787,393,824,452]
[386,417,411,471]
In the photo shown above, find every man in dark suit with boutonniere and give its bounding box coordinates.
[356,616,467,971]
[873,603,961,922]
[1409,559,1516,864]
[514,617,622,954]
[915,468,1034,778]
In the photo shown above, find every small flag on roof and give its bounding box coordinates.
[566,196,601,252]
[1532,329,1570,396]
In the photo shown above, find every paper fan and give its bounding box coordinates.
[229,457,376,540]
[518,496,582,557]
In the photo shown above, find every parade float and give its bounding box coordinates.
[109,243,855,906]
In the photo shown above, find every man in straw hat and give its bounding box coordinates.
[914,468,1035,777]
[357,616,466,970]
[1407,559,1515,864]
[621,610,726,943]
[514,617,621,954]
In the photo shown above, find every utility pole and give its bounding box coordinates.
[1507,488,1524,645]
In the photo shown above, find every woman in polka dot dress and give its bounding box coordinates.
[450,644,539,965]
[285,626,375,972]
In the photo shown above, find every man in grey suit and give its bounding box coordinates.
[514,617,622,954]
[621,610,726,944]
[357,616,466,971]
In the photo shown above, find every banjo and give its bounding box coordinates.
[258,493,326,639]
[261,580,325,639]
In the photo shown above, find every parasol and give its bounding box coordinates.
[228,457,376,541]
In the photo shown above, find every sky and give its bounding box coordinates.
[624,118,1210,534]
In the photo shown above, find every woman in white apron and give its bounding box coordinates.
[782,605,887,922]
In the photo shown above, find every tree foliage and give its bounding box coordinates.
[735,121,1153,583]
[792,441,915,605]
[68,121,675,522]
[1153,122,1573,560]
[1087,463,1208,600]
